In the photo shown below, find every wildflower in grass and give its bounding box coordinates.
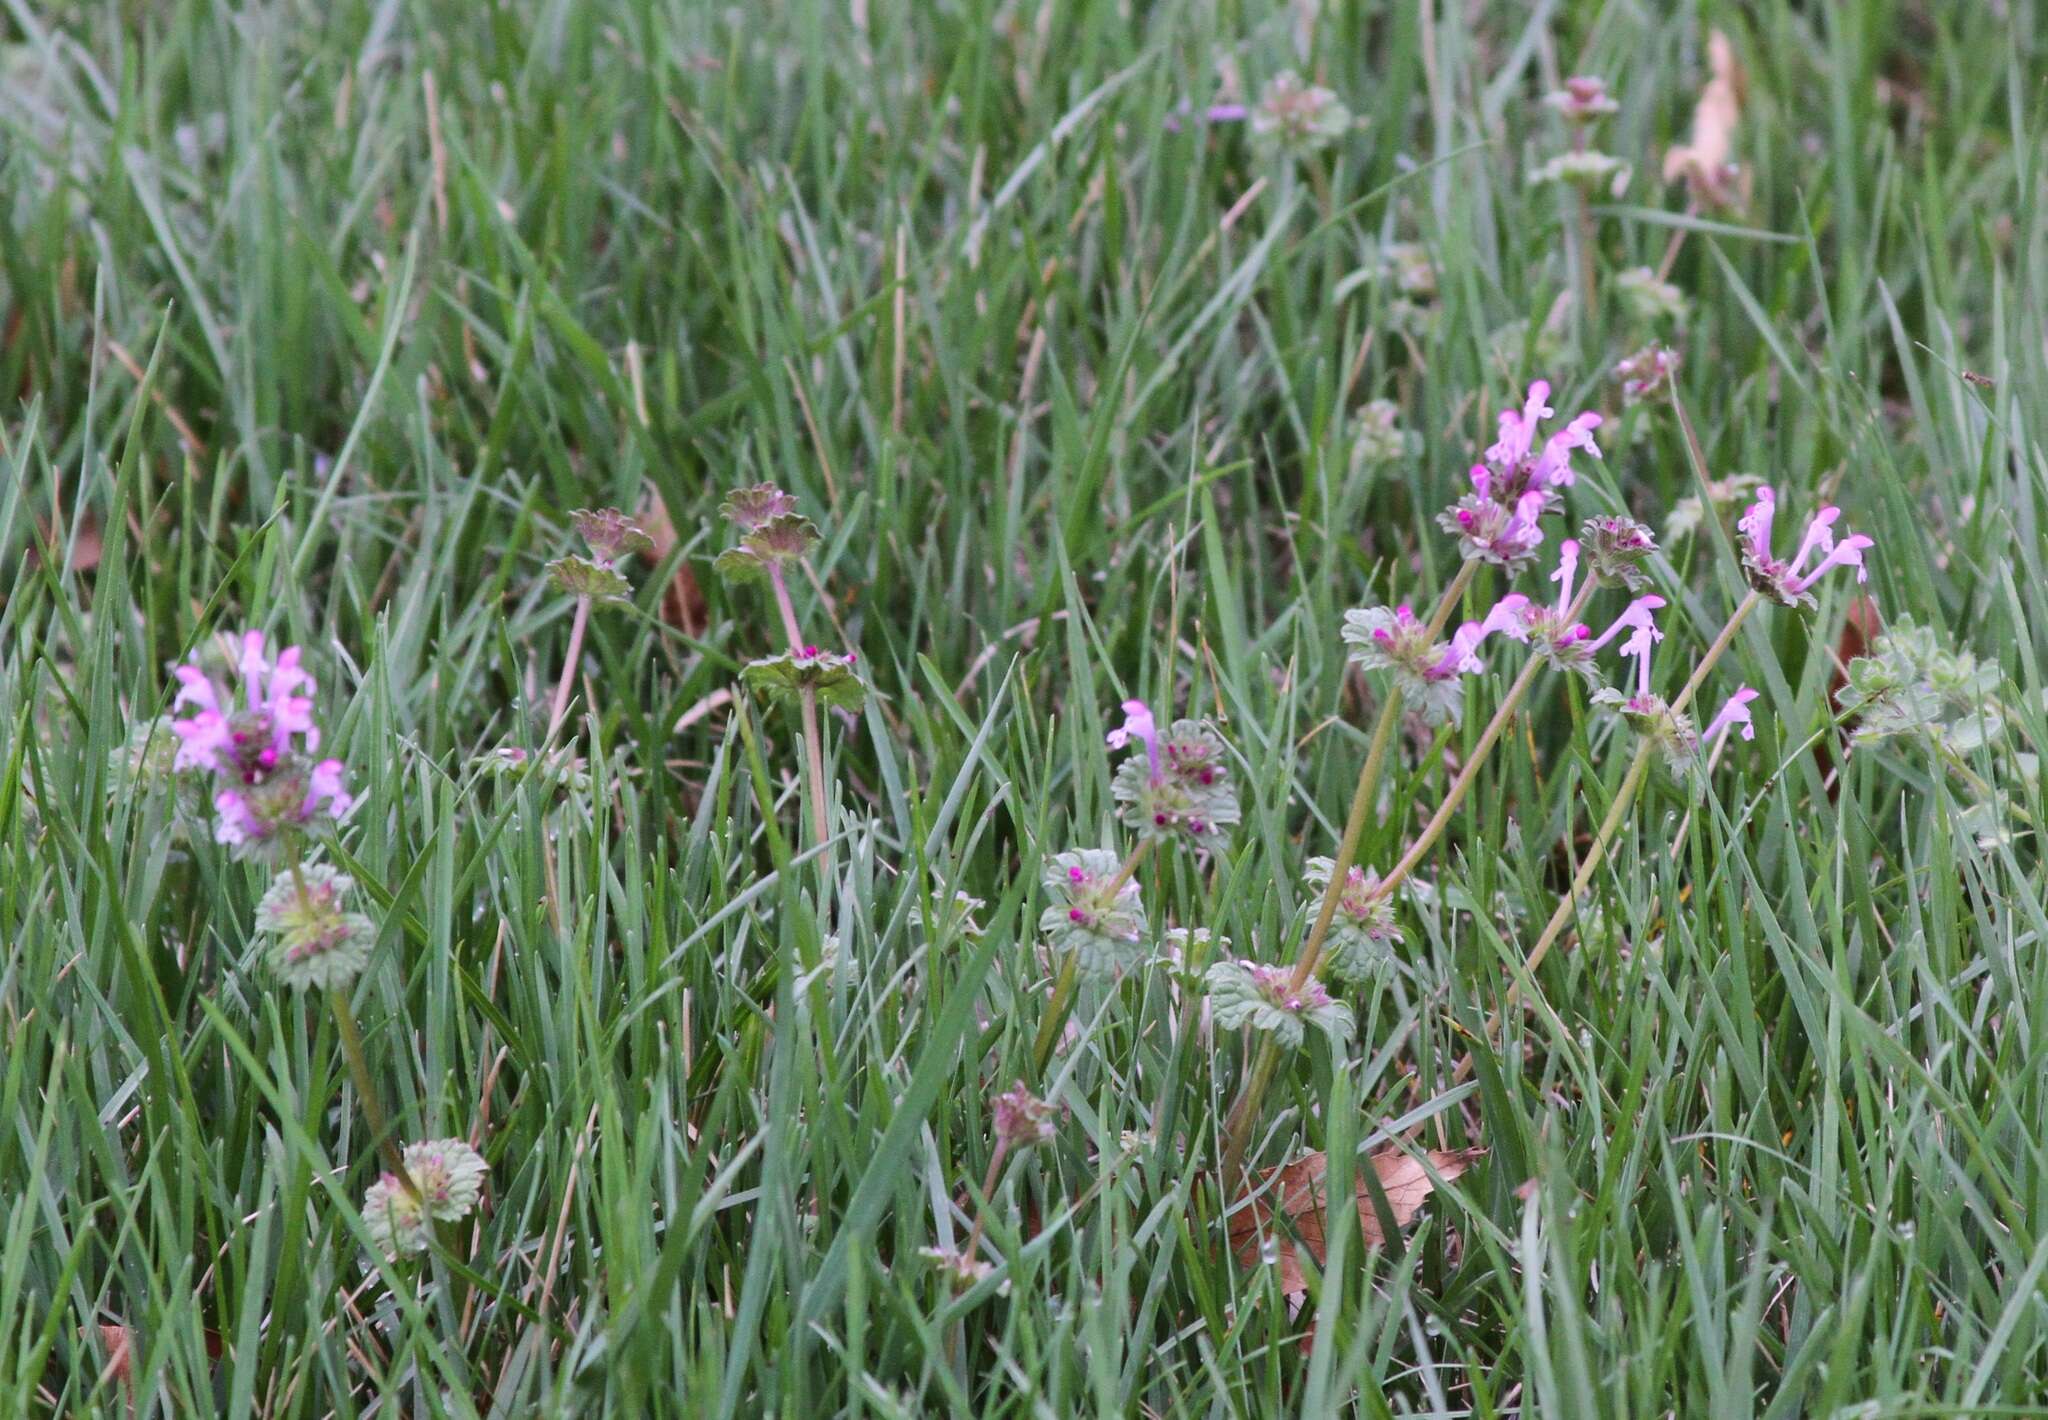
[713,484,821,583]
[1579,514,1659,592]
[992,1083,1059,1151]
[1616,344,1681,404]
[920,1247,1000,1289]
[1737,486,1875,609]
[742,646,867,711]
[1544,75,1619,125]
[1438,487,1549,571]
[1617,266,1689,324]
[1474,377,1613,510]
[1342,605,1513,725]
[1702,686,1760,755]
[1205,959,1354,1048]
[1106,701,1239,851]
[1590,599,1699,768]
[1530,149,1631,196]
[171,632,352,855]
[362,1137,487,1259]
[402,1138,488,1222]
[473,744,592,794]
[256,863,374,991]
[363,1174,428,1257]
[1302,857,1400,984]
[1040,849,1147,976]
[1377,241,1438,299]
[1250,71,1350,156]
[1482,542,1667,682]
[547,506,650,606]
[1348,398,1414,474]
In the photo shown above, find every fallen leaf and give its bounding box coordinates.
[1662,30,1749,211]
[640,497,707,636]
[1228,1145,1484,1293]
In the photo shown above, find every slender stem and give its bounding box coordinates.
[959,1140,1010,1270]
[1502,590,1762,1013]
[1216,562,1478,1182]
[768,565,832,855]
[1105,838,1151,896]
[547,594,592,741]
[328,986,411,1190]
[1574,191,1600,326]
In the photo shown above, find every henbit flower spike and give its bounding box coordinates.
[1441,379,1604,568]
[1544,74,1620,124]
[171,632,352,855]
[1343,604,1514,725]
[257,863,374,991]
[1039,849,1149,977]
[1616,344,1681,404]
[991,1083,1060,1151]
[1588,599,1700,770]
[1579,514,1659,592]
[361,1138,487,1259]
[1738,486,1875,609]
[1107,702,1239,851]
[1302,857,1402,985]
[1205,959,1355,1049]
[1249,71,1351,156]
[1703,686,1761,752]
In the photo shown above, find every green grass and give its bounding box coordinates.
[4,0,2048,1413]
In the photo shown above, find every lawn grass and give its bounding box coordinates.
[4,0,2048,1413]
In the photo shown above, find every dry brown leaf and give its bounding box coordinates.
[1662,30,1749,211]
[1228,1145,1484,1293]
[84,1323,134,1396]
[638,497,707,636]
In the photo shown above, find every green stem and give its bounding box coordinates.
[328,986,411,1190]
[1503,590,1763,1013]
[1217,1039,1280,1194]
[1031,952,1079,1078]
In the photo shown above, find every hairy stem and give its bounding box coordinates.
[547,594,593,741]
[768,564,832,855]
[329,986,412,1191]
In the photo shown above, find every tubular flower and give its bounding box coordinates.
[1302,857,1401,985]
[171,632,351,856]
[1440,379,1603,568]
[991,1083,1060,1151]
[1738,486,1875,609]
[1703,686,1761,752]
[1342,604,1513,725]
[1205,960,1354,1050]
[1589,599,1699,769]
[1039,849,1148,977]
[1107,702,1239,851]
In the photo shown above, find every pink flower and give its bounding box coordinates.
[1589,597,1667,698]
[1703,686,1761,748]
[1105,699,1160,780]
[1738,486,1874,608]
[1441,380,1602,570]
[1485,380,1604,491]
[170,631,351,854]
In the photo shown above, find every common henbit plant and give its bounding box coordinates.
[168,632,487,1238]
[545,506,654,739]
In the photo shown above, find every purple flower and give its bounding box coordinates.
[1439,380,1602,570]
[1738,486,1875,608]
[1703,686,1760,749]
[171,632,351,854]
[1344,603,1514,724]
[1105,699,1160,780]
[1163,102,1249,132]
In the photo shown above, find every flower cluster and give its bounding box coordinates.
[1106,701,1239,851]
[1589,601,1699,771]
[1738,486,1874,608]
[1039,849,1147,976]
[547,506,651,604]
[1481,541,1667,682]
[1349,398,1414,474]
[713,483,820,583]
[362,1138,488,1258]
[1578,514,1659,591]
[1437,380,1604,571]
[991,1083,1060,1151]
[1250,71,1350,157]
[1617,266,1689,325]
[1616,344,1681,404]
[1302,858,1400,984]
[257,864,374,991]
[1543,75,1619,125]
[1205,959,1354,1049]
[171,631,351,855]
[1341,605,1511,725]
